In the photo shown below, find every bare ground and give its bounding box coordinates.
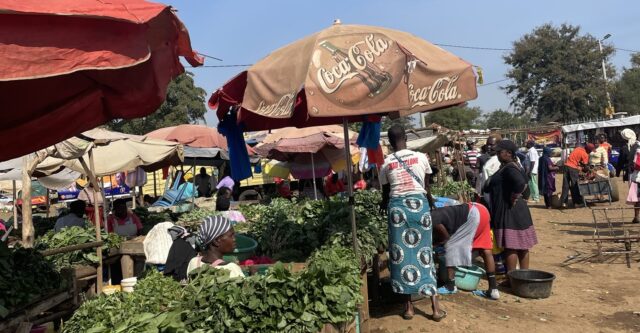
[368,176,640,333]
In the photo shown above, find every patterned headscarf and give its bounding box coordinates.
[197,215,231,248]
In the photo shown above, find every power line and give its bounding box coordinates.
[478,78,510,86]
[616,48,640,53]
[434,43,511,51]
[195,52,223,61]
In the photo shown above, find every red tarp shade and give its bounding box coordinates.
[0,0,203,161]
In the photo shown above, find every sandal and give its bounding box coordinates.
[402,311,414,320]
[432,309,447,322]
[472,289,500,300]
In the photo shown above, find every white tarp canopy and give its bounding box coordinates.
[406,134,449,153]
[561,115,640,133]
[0,128,184,180]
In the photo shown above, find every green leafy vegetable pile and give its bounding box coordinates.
[133,207,174,235]
[239,191,387,263]
[63,246,361,333]
[176,208,217,229]
[431,181,474,200]
[61,270,183,333]
[0,242,62,318]
[35,226,124,269]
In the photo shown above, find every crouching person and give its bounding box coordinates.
[431,202,499,300]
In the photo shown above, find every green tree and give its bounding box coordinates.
[482,109,529,129]
[614,53,640,115]
[423,106,482,130]
[108,72,207,134]
[504,24,615,122]
[381,116,415,131]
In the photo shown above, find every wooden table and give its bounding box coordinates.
[108,236,146,279]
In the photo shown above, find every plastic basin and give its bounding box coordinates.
[508,269,555,299]
[223,234,258,263]
[454,265,485,291]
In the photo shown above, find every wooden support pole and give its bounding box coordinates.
[21,156,34,248]
[78,153,103,294]
[40,241,103,257]
[12,180,17,230]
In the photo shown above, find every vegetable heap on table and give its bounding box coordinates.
[35,226,124,269]
[0,242,62,318]
[63,246,361,333]
[239,191,387,263]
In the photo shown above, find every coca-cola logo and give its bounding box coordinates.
[315,34,392,95]
[256,92,296,118]
[409,76,463,108]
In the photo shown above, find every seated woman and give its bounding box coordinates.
[215,193,246,224]
[107,199,142,237]
[187,216,244,278]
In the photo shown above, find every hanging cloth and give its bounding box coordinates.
[218,110,252,181]
[356,118,382,149]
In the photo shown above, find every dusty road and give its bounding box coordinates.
[369,177,640,333]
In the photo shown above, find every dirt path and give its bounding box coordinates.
[369,177,640,333]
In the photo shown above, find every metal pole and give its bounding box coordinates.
[153,171,157,197]
[311,153,318,200]
[342,119,358,254]
[598,38,613,118]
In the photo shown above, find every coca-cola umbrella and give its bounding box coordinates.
[255,126,359,199]
[210,21,479,254]
[0,0,203,161]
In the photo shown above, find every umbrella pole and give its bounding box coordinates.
[311,153,318,200]
[342,119,358,254]
[101,178,108,234]
[12,180,17,230]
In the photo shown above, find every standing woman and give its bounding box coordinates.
[379,125,446,321]
[487,140,538,274]
[621,129,640,223]
[538,147,559,209]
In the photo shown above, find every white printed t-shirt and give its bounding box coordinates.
[379,149,432,197]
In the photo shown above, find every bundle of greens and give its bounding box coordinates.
[35,226,124,269]
[176,208,217,229]
[0,242,62,318]
[133,207,173,235]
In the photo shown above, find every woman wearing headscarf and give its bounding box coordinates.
[538,147,559,209]
[486,140,538,275]
[618,129,637,182]
[620,129,640,223]
[186,216,244,277]
[164,226,197,282]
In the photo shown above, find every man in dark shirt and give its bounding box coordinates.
[431,202,499,299]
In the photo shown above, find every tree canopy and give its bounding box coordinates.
[108,72,207,135]
[423,105,482,130]
[504,24,615,122]
[480,109,530,129]
[614,53,640,115]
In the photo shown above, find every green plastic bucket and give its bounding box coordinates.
[223,234,258,263]
[454,265,485,291]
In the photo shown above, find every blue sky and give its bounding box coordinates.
[163,0,639,125]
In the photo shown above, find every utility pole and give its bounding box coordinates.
[598,34,614,118]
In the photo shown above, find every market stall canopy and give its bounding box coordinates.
[406,134,449,153]
[49,129,184,176]
[147,124,256,154]
[210,22,478,131]
[0,157,80,190]
[561,115,640,133]
[256,126,359,179]
[0,0,203,161]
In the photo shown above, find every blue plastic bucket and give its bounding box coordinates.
[454,265,485,291]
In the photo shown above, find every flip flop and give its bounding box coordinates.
[402,311,414,320]
[436,286,458,295]
[432,309,447,322]
[472,290,499,300]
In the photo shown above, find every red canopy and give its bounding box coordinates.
[0,0,203,161]
[146,125,229,149]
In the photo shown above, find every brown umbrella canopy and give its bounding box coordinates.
[211,22,478,131]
